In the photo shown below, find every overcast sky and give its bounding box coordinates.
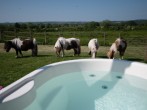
[0,0,147,23]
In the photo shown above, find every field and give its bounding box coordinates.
[0,43,147,87]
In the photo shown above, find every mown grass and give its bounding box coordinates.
[0,44,147,87]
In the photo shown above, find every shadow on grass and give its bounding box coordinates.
[16,54,147,63]
[126,58,144,62]
[16,54,52,58]
[98,55,108,58]
[16,56,31,58]
[37,54,52,57]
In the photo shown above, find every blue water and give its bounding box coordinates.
[25,71,147,110]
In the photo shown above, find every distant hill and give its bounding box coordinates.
[0,19,147,25]
[132,19,147,25]
[112,19,147,25]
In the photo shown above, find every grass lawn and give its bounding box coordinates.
[0,43,147,87]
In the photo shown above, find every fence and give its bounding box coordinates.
[0,30,147,46]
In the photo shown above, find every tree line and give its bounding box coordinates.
[0,20,147,32]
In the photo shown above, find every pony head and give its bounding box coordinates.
[54,38,63,57]
[4,41,12,52]
[54,47,62,57]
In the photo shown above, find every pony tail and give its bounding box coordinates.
[32,38,38,56]
[76,39,81,55]
[59,40,64,50]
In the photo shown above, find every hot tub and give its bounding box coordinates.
[0,59,147,110]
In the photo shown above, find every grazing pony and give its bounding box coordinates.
[88,38,99,58]
[54,37,81,57]
[107,37,127,59]
[4,38,38,58]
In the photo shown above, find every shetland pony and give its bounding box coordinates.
[54,37,81,57]
[107,37,127,59]
[4,38,38,58]
[88,38,99,58]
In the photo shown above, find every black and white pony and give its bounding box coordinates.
[107,37,127,59]
[88,38,99,58]
[54,37,81,57]
[4,38,38,58]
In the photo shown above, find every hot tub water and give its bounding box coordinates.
[24,71,147,110]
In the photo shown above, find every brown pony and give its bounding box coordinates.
[107,37,127,59]
[4,38,38,58]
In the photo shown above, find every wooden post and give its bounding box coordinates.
[44,25,48,44]
[44,30,47,44]
[0,30,2,41]
[29,29,32,38]
[14,28,17,38]
[103,32,106,46]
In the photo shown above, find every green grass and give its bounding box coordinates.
[0,44,147,87]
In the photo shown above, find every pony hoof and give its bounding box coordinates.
[15,56,19,58]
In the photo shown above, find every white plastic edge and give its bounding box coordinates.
[2,80,34,103]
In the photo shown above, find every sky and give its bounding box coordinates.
[0,0,147,23]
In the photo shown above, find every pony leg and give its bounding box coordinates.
[32,49,34,56]
[54,47,60,57]
[19,50,23,57]
[56,51,60,57]
[15,50,19,58]
[107,50,115,59]
[120,53,123,59]
[56,50,60,57]
[89,51,91,55]
[32,48,38,56]
[121,56,124,59]
[73,48,77,56]
[74,47,80,56]
[77,46,81,56]
[61,49,64,57]
[119,51,124,60]
[92,52,96,58]
[32,45,38,56]
[15,49,22,58]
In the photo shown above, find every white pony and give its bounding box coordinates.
[88,38,99,58]
[54,37,81,57]
[107,37,127,59]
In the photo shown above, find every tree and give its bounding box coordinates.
[100,20,113,29]
[125,21,137,26]
[14,23,21,29]
[84,21,100,30]
[27,23,34,37]
[14,23,21,37]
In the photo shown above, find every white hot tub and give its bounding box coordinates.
[0,59,147,110]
